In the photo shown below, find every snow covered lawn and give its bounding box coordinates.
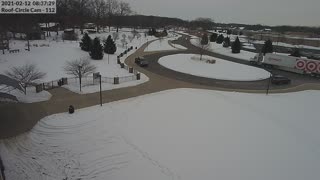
[0,30,154,82]
[1,88,320,180]
[0,86,51,103]
[190,38,257,61]
[63,74,149,94]
[159,54,270,81]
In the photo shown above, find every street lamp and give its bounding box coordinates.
[78,65,82,92]
[98,74,102,106]
[146,38,148,51]
[266,70,272,95]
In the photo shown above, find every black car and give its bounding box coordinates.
[271,75,291,85]
[135,57,148,67]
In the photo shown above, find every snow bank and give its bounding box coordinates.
[0,86,51,103]
[1,88,320,180]
[159,54,269,81]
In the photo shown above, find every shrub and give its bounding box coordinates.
[223,37,231,47]
[210,33,218,42]
[232,36,241,53]
[261,39,273,55]
[216,34,224,44]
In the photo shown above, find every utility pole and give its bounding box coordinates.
[98,74,102,106]
[266,72,272,95]
[78,65,82,92]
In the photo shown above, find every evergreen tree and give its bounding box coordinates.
[162,29,168,36]
[90,37,104,60]
[227,29,232,35]
[232,36,241,53]
[216,34,224,44]
[148,28,157,36]
[261,39,273,55]
[201,33,209,45]
[223,37,231,47]
[80,33,92,52]
[290,48,301,57]
[210,33,218,42]
[104,35,117,54]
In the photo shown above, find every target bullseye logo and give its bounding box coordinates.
[295,59,306,70]
[318,63,320,73]
[306,61,317,72]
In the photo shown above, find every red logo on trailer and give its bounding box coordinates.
[317,63,320,73]
[306,61,318,72]
[295,59,306,70]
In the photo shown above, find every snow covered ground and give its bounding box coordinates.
[159,54,269,81]
[63,74,149,94]
[0,30,154,82]
[254,40,320,50]
[1,88,320,180]
[0,86,51,103]
[0,29,155,99]
[190,38,257,61]
[144,34,185,52]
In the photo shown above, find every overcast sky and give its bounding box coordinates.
[128,0,320,27]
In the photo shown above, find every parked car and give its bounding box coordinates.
[135,57,148,67]
[271,75,291,85]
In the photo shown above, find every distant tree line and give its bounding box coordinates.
[215,23,320,35]
[0,1,319,36]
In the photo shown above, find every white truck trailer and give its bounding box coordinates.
[250,53,320,76]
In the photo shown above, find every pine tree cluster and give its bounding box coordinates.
[80,33,118,60]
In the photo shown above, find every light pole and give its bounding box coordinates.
[146,38,148,51]
[78,65,82,92]
[98,74,102,106]
[266,71,272,95]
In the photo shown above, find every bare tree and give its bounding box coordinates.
[91,0,108,32]
[197,33,210,60]
[112,32,119,41]
[131,30,139,38]
[5,63,46,85]
[128,35,134,43]
[115,1,132,32]
[64,58,97,78]
[106,0,119,32]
